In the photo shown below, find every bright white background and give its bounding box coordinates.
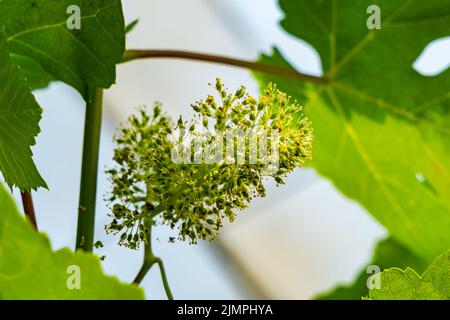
[8,0,449,299]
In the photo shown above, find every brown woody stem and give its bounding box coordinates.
[122,49,328,84]
[21,191,38,230]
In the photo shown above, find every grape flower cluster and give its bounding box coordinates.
[105,79,313,249]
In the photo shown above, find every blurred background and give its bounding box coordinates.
[10,0,449,299]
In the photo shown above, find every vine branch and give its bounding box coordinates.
[76,88,104,252]
[122,49,328,84]
[21,191,38,230]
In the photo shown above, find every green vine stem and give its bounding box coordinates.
[76,88,104,252]
[122,49,329,84]
[133,223,173,300]
[21,191,38,230]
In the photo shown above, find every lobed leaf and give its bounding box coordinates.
[0,31,46,190]
[0,182,144,299]
[316,238,427,300]
[255,0,450,262]
[0,0,126,190]
[0,0,126,100]
[367,249,450,299]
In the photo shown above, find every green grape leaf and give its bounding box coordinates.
[316,238,427,300]
[255,0,450,262]
[11,53,55,91]
[0,0,126,100]
[0,183,144,299]
[0,31,46,191]
[0,0,125,190]
[367,249,450,300]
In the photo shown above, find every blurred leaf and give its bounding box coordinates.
[316,238,427,300]
[256,0,450,262]
[0,31,46,191]
[0,0,126,100]
[0,183,144,299]
[367,249,450,299]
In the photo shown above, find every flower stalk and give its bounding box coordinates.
[133,222,173,300]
